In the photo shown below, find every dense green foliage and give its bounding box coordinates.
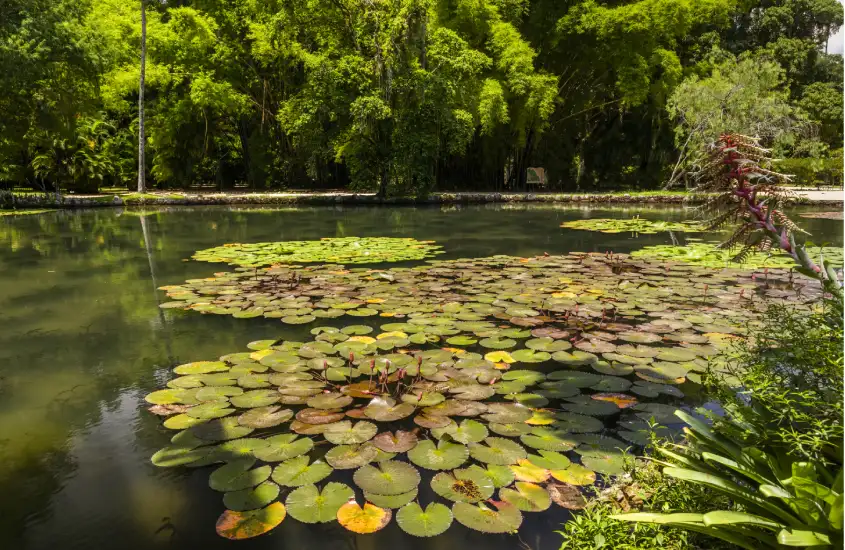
[557,461,733,549]
[609,297,844,549]
[1,0,841,194]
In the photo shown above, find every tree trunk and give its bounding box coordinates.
[137,0,147,193]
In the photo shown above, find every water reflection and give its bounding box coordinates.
[0,204,840,550]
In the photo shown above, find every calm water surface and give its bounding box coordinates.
[1,204,841,550]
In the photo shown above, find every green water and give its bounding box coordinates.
[0,204,840,550]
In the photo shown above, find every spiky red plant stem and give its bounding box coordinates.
[716,134,841,300]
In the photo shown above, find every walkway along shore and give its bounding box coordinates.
[4,190,843,209]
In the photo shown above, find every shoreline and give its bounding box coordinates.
[4,191,842,209]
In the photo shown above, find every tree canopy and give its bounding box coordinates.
[0,0,841,194]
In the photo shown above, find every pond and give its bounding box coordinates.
[0,204,841,550]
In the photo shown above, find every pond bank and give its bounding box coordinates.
[4,190,842,209]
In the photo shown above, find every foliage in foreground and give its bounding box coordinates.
[557,461,733,550]
[612,298,844,549]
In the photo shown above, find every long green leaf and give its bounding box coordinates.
[670,522,770,550]
[663,467,801,527]
[776,529,831,546]
[828,494,843,531]
[611,512,705,524]
[657,447,719,475]
[675,410,742,460]
[702,510,783,530]
[702,451,777,486]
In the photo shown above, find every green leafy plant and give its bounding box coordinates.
[613,408,843,548]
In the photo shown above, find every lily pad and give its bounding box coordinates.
[371,430,418,452]
[238,406,293,428]
[215,502,286,540]
[408,439,469,470]
[324,443,380,469]
[431,467,495,503]
[323,420,378,444]
[526,450,571,470]
[364,488,418,509]
[253,434,313,462]
[223,481,280,511]
[578,449,629,475]
[210,460,272,492]
[509,459,551,483]
[285,482,354,523]
[469,437,527,465]
[550,463,596,485]
[432,419,489,444]
[307,392,353,410]
[271,456,333,486]
[337,500,392,534]
[353,461,421,495]
[230,389,280,408]
[452,501,522,533]
[191,417,254,441]
[499,481,551,512]
[396,502,453,537]
[520,427,577,452]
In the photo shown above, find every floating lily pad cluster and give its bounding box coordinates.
[159,252,820,329]
[147,323,690,539]
[560,218,702,234]
[191,237,444,267]
[150,250,824,539]
[631,243,844,269]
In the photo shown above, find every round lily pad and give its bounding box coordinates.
[578,449,628,475]
[500,481,551,512]
[509,459,551,483]
[520,427,577,452]
[353,461,421,495]
[432,419,489,444]
[452,501,522,533]
[550,463,596,485]
[324,443,380,469]
[408,440,469,470]
[285,482,354,523]
[210,460,272,492]
[237,406,292,429]
[253,434,313,462]
[396,502,453,537]
[468,437,527,465]
[431,468,495,503]
[502,370,546,384]
[324,420,378,444]
[223,481,280,511]
[553,412,604,433]
[191,417,254,441]
[271,456,333,486]
[546,370,601,387]
[216,502,286,540]
[295,408,345,425]
[487,422,534,437]
[151,445,214,468]
[307,392,353,410]
[230,390,280,409]
[527,450,572,470]
[337,500,392,534]
[401,390,446,407]
[371,430,418,452]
